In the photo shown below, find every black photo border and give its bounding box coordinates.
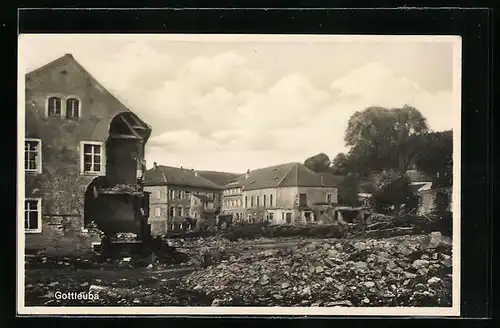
[4,6,494,326]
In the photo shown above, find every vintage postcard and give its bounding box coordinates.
[17,34,461,316]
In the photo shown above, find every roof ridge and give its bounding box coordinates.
[160,170,168,184]
[26,54,70,77]
[26,54,151,131]
[276,163,297,187]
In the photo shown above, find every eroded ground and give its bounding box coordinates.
[24,232,452,307]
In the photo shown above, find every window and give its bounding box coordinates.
[185,191,191,198]
[80,142,104,175]
[47,97,62,116]
[193,211,198,218]
[169,206,174,217]
[25,198,41,233]
[256,196,260,207]
[177,207,183,217]
[154,207,161,217]
[66,98,80,119]
[155,190,161,199]
[263,195,267,207]
[25,139,42,173]
[169,189,175,199]
[298,194,307,207]
[250,196,254,207]
[326,193,332,203]
[269,194,273,207]
[245,196,248,208]
[269,213,274,222]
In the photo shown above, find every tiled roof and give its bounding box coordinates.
[224,162,341,191]
[197,170,241,186]
[193,194,214,202]
[143,166,222,189]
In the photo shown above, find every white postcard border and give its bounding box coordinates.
[17,33,462,317]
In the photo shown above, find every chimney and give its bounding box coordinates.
[153,162,158,170]
[180,166,183,170]
[246,169,250,179]
[194,171,199,177]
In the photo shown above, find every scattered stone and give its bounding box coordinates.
[211,298,223,306]
[301,286,311,295]
[427,232,443,249]
[281,282,290,289]
[427,277,442,286]
[412,259,430,269]
[404,272,418,279]
[364,281,376,288]
[325,300,354,307]
[353,261,368,270]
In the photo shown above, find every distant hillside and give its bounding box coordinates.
[197,170,242,186]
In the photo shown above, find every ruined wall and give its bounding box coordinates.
[295,186,339,207]
[105,138,141,187]
[166,185,220,217]
[275,187,298,208]
[25,215,100,255]
[24,56,139,253]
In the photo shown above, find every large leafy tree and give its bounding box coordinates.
[413,130,453,186]
[344,105,429,174]
[304,153,331,173]
[331,153,350,175]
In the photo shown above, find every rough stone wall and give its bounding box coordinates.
[24,55,141,254]
[25,215,100,255]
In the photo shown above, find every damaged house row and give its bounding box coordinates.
[23,54,152,255]
[143,162,345,234]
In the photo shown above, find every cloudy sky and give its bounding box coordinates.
[20,35,460,173]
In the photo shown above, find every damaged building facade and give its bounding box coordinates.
[143,162,340,230]
[143,164,222,235]
[220,163,340,225]
[23,54,152,255]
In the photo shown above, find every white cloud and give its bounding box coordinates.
[142,59,453,171]
[23,38,453,172]
[330,61,453,132]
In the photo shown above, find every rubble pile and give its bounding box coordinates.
[179,232,453,307]
[25,269,211,306]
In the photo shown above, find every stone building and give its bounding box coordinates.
[23,54,152,255]
[143,164,222,234]
[220,163,340,225]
